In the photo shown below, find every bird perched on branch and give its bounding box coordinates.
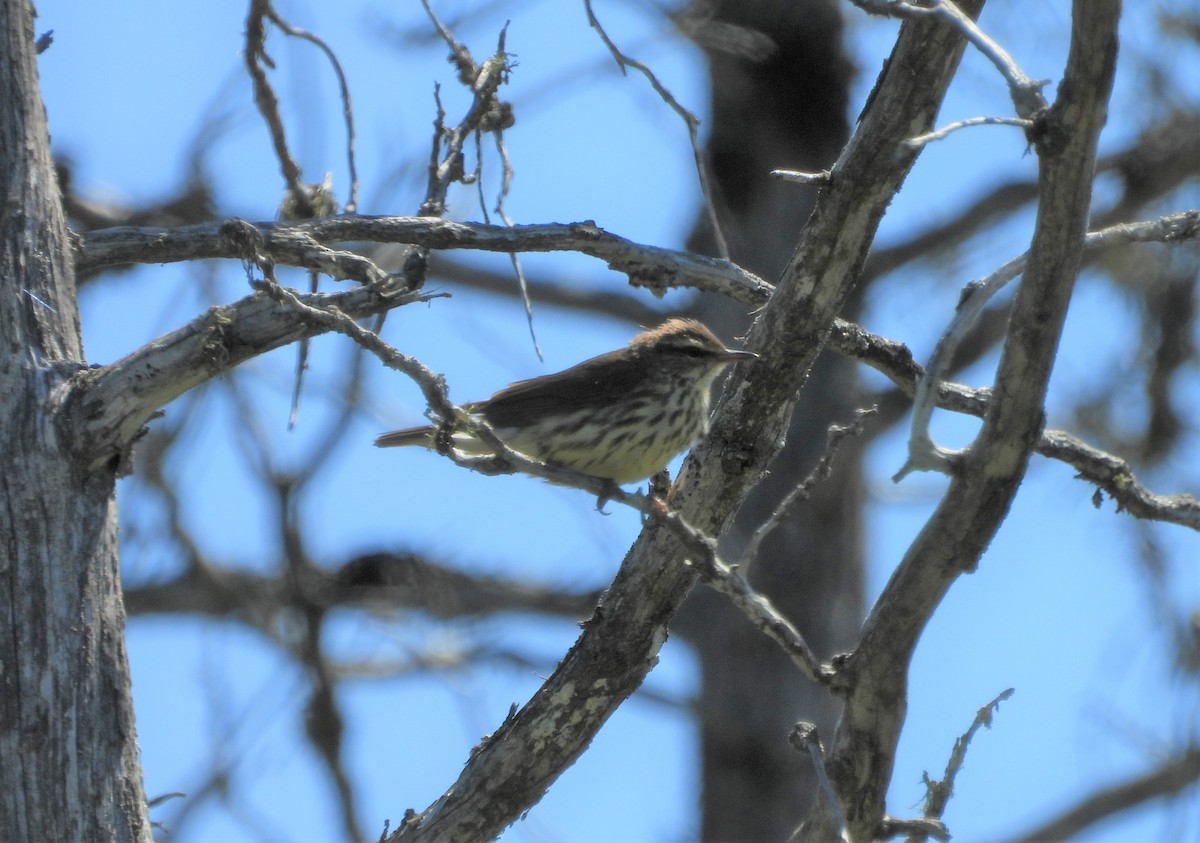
[375,318,755,484]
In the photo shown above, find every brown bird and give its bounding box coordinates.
[374,318,755,484]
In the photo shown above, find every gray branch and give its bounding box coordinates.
[63,265,429,473]
[388,4,993,839]
[75,216,774,307]
[897,210,1200,480]
[803,4,1123,840]
[1013,747,1200,843]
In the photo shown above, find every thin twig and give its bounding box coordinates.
[492,116,542,360]
[264,7,360,213]
[287,271,317,431]
[788,724,850,843]
[910,688,1015,842]
[420,0,474,79]
[771,169,833,185]
[896,210,1200,482]
[455,23,543,362]
[741,407,876,569]
[246,1,362,428]
[658,509,833,686]
[419,1,513,217]
[257,281,456,425]
[584,0,730,261]
[905,115,1034,148]
[244,0,308,212]
[919,0,1048,118]
[849,0,1048,118]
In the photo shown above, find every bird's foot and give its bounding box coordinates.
[594,479,623,515]
[640,470,672,523]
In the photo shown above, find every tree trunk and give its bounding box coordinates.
[677,1,861,838]
[0,1,149,839]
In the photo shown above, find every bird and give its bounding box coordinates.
[374,318,756,484]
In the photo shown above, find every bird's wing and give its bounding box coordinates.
[480,348,648,427]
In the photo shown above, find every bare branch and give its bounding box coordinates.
[741,407,877,569]
[849,0,1048,118]
[867,111,1200,282]
[771,169,833,185]
[1013,747,1200,843]
[897,210,1200,481]
[880,817,950,841]
[904,115,1033,147]
[388,3,999,838]
[418,5,513,218]
[584,0,730,260]
[244,0,310,214]
[917,0,1049,117]
[64,222,433,473]
[263,7,360,213]
[76,216,775,307]
[808,5,1123,840]
[828,319,1200,531]
[665,509,832,686]
[790,725,850,843]
[419,8,534,355]
[427,254,665,325]
[912,689,1015,841]
[124,553,598,624]
[74,212,1196,527]
[1038,430,1200,530]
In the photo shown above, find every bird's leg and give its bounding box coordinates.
[640,470,672,522]
[594,479,622,515]
[648,469,671,501]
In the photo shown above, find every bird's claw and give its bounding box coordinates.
[594,480,622,514]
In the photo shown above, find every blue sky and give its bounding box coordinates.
[36,1,1200,841]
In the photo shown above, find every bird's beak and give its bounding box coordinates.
[721,349,758,362]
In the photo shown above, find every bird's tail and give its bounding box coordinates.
[374,426,435,448]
